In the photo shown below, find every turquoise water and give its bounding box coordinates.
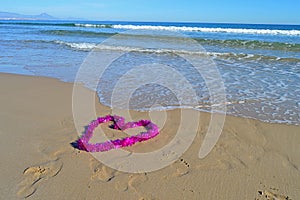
[0,20,300,124]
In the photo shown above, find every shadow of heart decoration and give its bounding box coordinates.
[72,29,227,173]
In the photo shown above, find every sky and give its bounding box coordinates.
[0,0,299,24]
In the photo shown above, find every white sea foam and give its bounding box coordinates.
[54,40,98,50]
[55,41,224,56]
[53,41,299,62]
[74,23,109,28]
[74,23,300,36]
[112,25,300,36]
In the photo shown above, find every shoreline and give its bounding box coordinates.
[1,72,300,199]
[1,72,298,127]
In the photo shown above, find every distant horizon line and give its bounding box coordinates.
[0,11,299,26]
[1,18,299,26]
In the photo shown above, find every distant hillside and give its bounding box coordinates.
[0,11,56,20]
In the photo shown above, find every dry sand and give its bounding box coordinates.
[0,73,299,199]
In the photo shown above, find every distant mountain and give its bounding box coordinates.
[35,13,56,19]
[0,11,56,20]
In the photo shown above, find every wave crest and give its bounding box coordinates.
[52,41,300,62]
[110,24,300,36]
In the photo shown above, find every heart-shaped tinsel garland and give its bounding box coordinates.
[77,115,160,152]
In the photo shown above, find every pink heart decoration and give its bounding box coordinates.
[77,115,160,152]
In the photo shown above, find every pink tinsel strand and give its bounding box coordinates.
[77,115,159,152]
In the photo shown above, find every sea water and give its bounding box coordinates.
[0,20,299,125]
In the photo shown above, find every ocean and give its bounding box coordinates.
[0,20,299,125]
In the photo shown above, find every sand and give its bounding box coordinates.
[0,73,299,200]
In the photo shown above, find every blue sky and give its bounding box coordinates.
[0,0,299,24]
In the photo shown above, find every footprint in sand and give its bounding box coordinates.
[89,158,150,195]
[59,117,74,128]
[257,187,291,200]
[114,179,129,192]
[127,173,150,199]
[172,158,190,177]
[128,173,148,191]
[17,159,63,198]
[113,173,150,194]
[257,190,291,200]
[90,159,116,182]
[138,196,155,200]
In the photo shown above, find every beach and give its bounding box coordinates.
[1,73,299,199]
